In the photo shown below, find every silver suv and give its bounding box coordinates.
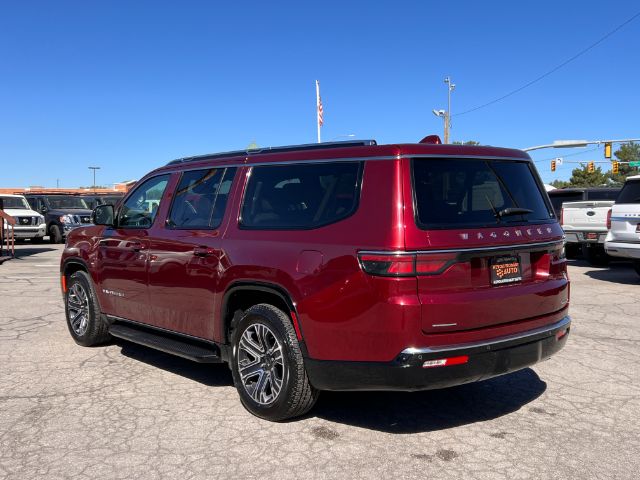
[605,175,640,277]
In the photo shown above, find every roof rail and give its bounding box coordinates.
[166,139,377,166]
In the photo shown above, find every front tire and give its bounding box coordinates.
[230,304,318,421]
[49,224,63,244]
[64,271,111,346]
[582,244,609,266]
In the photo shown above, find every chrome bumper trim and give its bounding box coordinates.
[402,315,571,355]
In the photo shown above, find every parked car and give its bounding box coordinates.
[548,187,620,258]
[0,194,47,242]
[61,138,570,421]
[605,175,640,276]
[80,193,125,210]
[24,193,93,243]
[560,199,615,265]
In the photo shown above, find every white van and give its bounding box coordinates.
[0,194,47,242]
[605,175,640,276]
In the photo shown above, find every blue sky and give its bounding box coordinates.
[1,1,639,188]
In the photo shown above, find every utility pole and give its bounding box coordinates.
[444,76,455,144]
[432,76,455,144]
[88,166,100,192]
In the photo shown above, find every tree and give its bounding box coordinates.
[550,179,571,189]
[607,142,640,184]
[568,164,608,187]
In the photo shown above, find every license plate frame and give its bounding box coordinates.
[585,232,598,240]
[490,255,522,286]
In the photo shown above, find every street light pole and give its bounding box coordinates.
[88,166,101,192]
[523,138,640,152]
[433,76,455,144]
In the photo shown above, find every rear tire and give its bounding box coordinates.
[633,261,640,278]
[64,271,111,346]
[565,243,579,259]
[230,304,319,421]
[49,224,63,244]
[582,244,609,267]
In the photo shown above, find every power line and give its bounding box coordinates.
[455,11,640,117]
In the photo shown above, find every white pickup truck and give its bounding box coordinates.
[561,200,615,265]
[605,175,640,277]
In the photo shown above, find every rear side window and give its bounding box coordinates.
[241,162,362,229]
[412,159,553,229]
[168,167,237,229]
[616,180,640,204]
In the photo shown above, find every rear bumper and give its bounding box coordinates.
[605,241,640,259]
[305,316,570,391]
[564,231,607,244]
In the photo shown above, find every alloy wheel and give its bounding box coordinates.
[237,323,285,405]
[67,283,90,336]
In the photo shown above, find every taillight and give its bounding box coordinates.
[559,208,564,225]
[606,208,612,230]
[358,252,457,276]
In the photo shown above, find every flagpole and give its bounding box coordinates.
[316,80,321,143]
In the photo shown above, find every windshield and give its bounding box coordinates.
[46,196,89,209]
[616,180,640,204]
[412,158,553,228]
[0,196,30,209]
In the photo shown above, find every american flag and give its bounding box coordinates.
[317,96,324,127]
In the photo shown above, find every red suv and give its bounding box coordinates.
[61,138,570,421]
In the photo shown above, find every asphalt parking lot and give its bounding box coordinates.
[1,244,639,480]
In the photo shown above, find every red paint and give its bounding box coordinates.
[61,141,569,365]
[290,311,303,340]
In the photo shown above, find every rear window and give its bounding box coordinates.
[548,192,584,214]
[412,158,553,229]
[586,190,620,201]
[616,180,640,204]
[241,162,362,229]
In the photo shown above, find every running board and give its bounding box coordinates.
[109,323,222,363]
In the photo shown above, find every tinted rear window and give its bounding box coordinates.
[548,192,584,214]
[586,190,619,201]
[412,159,553,228]
[241,162,362,229]
[616,180,640,204]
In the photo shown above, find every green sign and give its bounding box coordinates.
[629,161,640,167]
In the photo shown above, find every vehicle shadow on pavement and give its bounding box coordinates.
[11,246,58,259]
[584,262,639,285]
[116,340,233,387]
[311,368,546,433]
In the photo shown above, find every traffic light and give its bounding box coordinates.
[612,161,619,174]
[588,161,595,173]
[551,160,556,172]
[604,142,612,159]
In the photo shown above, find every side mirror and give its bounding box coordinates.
[92,204,115,226]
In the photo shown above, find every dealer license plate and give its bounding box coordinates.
[490,256,522,286]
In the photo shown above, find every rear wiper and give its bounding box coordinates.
[497,207,533,218]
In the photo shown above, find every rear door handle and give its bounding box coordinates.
[193,246,215,257]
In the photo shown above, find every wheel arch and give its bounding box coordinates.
[221,281,304,345]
